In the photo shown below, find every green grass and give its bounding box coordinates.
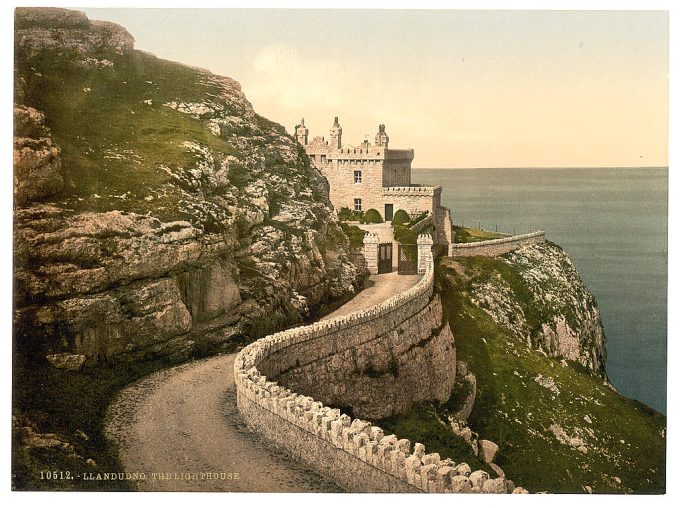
[379,403,490,473]
[16,48,240,222]
[453,225,507,243]
[432,259,666,493]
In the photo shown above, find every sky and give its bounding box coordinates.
[74,8,668,168]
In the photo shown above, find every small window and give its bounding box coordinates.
[354,170,362,184]
[321,155,327,163]
[354,198,362,212]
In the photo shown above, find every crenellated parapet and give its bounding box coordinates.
[382,185,442,196]
[234,259,524,493]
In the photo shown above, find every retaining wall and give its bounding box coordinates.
[448,231,546,257]
[234,260,520,493]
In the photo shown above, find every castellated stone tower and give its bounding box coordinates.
[329,116,343,149]
[375,124,389,148]
[300,115,454,250]
[295,118,308,146]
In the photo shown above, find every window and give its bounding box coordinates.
[354,170,362,184]
[354,198,362,212]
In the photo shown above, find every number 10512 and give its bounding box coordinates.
[40,470,73,480]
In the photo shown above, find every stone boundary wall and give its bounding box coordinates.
[348,246,367,274]
[448,231,546,257]
[234,260,520,493]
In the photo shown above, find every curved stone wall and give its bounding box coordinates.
[449,231,546,257]
[234,259,519,493]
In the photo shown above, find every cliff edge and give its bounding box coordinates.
[431,243,664,493]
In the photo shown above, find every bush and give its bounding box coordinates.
[361,208,383,224]
[339,222,367,248]
[393,224,417,244]
[391,209,410,226]
[337,207,363,222]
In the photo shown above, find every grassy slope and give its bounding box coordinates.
[12,353,179,491]
[17,48,241,220]
[380,250,665,493]
[438,258,665,493]
[453,225,508,243]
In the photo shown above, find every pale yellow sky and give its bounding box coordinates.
[82,9,669,168]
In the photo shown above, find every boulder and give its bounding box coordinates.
[478,439,499,463]
[450,475,472,493]
[469,469,489,488]
[455,462,471,477]
[489,462,505,478]
[46,353,86,371]
[482,477,507,493]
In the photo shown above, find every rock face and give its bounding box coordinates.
[468,242,607,376]
[13,105,64,206]
[13,8,362,367]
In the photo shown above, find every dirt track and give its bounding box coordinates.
[105,354,340,492]
[106,272,420,492]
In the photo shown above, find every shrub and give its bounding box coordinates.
[391,209,411,226]
[337,207,363,222]
[361,208,383,224]
[339,222,367,248]
[393,224,417,244]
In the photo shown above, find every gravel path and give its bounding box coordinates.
[323,272,421,320]
[105,272,420,492]
[106,354,340,492]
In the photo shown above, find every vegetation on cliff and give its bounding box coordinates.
[13,7,363,490]
[382,244,665,493]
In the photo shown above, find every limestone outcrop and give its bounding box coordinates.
[13,8,362,367]
[468,242,607,376]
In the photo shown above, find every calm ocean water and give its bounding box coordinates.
[413,167,668,414]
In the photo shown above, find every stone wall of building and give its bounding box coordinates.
[381,186,442,218]
[448,231,546,257]
[436,206,454,247]
[383,154,413,187]
[318,159,384,213]
[234,260,520,493]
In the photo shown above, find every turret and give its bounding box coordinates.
[295,118,308,145]
[375,124,389,148]
[329,116,342,149]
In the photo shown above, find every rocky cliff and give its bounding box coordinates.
[428,244,665,494]
[463,241,607,376]
[13,8,362,370]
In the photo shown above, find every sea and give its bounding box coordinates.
[413,167,668,414]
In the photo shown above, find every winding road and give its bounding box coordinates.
[105,272,419,492]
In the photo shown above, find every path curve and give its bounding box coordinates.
[105,354,340,492]
[106,272,420,492]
